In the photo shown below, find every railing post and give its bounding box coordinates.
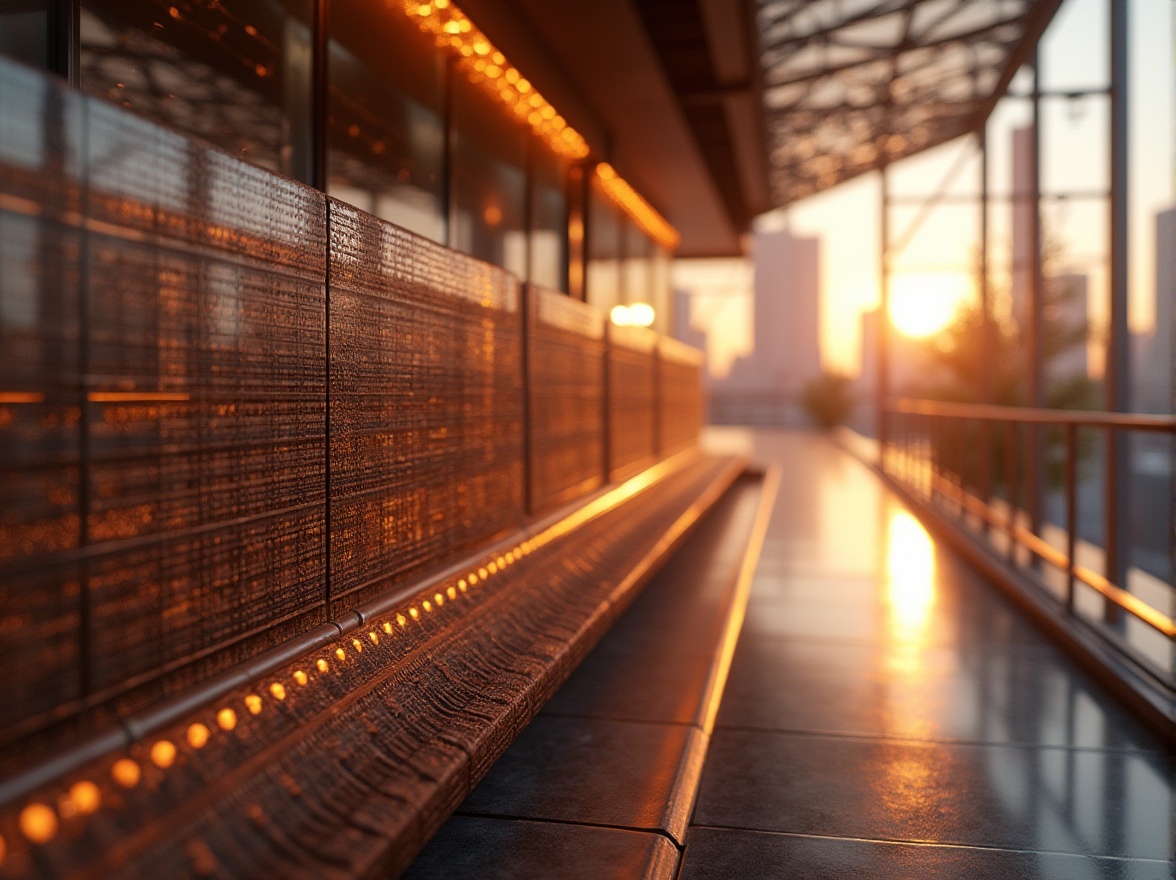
[878,166,891,465]
[1006,420,1018,565]
[1105,0,1131,622]
[1027,50,1045,561]
[978,129,993,531]
[1065,423,1077,614]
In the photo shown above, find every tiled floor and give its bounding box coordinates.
[683,429,1175,879]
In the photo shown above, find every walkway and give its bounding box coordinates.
[407,428,1174,878]
[682,429,1174,878]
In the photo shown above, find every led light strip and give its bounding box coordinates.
[404,0,589,160]
[403,2,681,252]
[593,162,680,251]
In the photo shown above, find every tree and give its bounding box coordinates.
[802,371,853,430]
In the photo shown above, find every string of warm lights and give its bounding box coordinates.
[0,525,574,866]
[593,163,680,251]
[403,0,590,161]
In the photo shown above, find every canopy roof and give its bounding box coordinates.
[755,0,1062,205]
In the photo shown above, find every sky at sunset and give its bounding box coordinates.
[674,0,1174,380]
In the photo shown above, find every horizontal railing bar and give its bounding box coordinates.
[924,471,1176,640]
[1072,566,1176,640]
[891,398,1176,432]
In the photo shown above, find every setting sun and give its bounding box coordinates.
[888,273,970,338]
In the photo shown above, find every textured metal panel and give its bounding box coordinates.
[328,199,525,607]
[607,324,659,482]
[82,95,329,699]
[0,452,742,880]
[0,60,85,738]
[658,336,704,456]
[525,285,606,514]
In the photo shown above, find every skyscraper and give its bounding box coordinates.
[722,227,822,395]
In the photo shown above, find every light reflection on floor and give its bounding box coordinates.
[689,427,1174,878]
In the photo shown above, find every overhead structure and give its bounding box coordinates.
[753,0,1063,206]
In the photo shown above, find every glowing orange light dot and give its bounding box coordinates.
[447,586,457,600]
[317,658,329,673]
[293,670,308,686]
[68,781,101,816]
[111,759,141,788]
[410,607,420,620]
[488,562,498,575]
[245,24,257,35]
[491,51,505,64]
[335,647,347,661]
[168,6,179,18]
[382,621,394,634]
[352,638,363,653]
[186,723,210,749]
[434,592,444,606]
[505,68,519,84]
[255,65,267,78]
[434,0,449,7]
[150,740,177,769]
[417,3,432,15]
[396,613,407,627]
[245,694,263,715]
[19,804,57,844]
[478,567,488,580]
[270,682,287,701]
[217,708,237,731]
[423,601,433,613]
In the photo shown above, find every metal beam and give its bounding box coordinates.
[1105,0,1131,605]
[879,165,891,458]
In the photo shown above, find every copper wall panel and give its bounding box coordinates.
[607,324,659,482]
[525,285,606,514]
[0,56,704,756]
[658,336,704,455]
[0,62,85,738]
[82,98,329,697]
[328,200,525,607]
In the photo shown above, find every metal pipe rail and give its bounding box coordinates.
[884,398,1176,691]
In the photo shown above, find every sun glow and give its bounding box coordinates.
[888,273,970,338]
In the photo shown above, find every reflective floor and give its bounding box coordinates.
[684,429,1175,879]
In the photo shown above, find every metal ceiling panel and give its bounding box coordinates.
[755,0,1064,206]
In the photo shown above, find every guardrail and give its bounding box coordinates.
[885,399,1175,693]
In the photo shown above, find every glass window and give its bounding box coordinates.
[79,0,314,180]
[1,3,49,68]
[529,144,567,291]
[622,217,651,304]
[328,0,446,242]
[587,184,621,312]
[650,245,671,333]
[450,75,527,276]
